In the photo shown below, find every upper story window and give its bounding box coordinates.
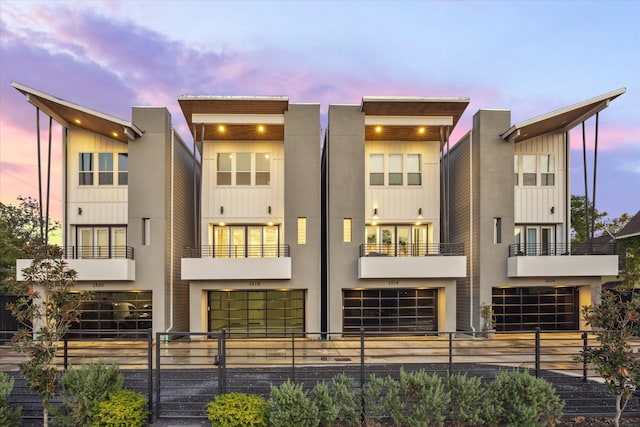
[388,154,403,185]
[369,153,422,187]
[370,154,384,185]
[118,153,128,185]
[99,153,113,185]
[514,154,555,187]
[79,153,93,185]
[216,152,271,186]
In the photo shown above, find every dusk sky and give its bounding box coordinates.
[0,0,638,223]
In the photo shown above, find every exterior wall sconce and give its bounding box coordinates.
[374,208,378,216]
[550,206,555,214]
[78,207,82,215]
[220,206,224,214]
[268,206,272,214]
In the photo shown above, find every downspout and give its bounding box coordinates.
[63,128,68,250]
[469,131,476,335]
[164,130,175,341]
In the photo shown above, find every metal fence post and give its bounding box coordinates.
[582,331,588,382]
[534,327,540,378]
[147,328,153,423]
[221,329,227,394]
[291,332,296,383]
[360,328,365,425]
[155,332,161,419]
[63,335,68,370]
[448,332,453,373]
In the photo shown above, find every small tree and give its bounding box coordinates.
[7,244,84,427]
[579,286,640,427]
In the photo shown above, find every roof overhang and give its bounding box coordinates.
[501,88,626,143]
[360,96,469,141]
[178,96,289,141]
[11,82,143,143]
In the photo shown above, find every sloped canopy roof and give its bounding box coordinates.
[501,88,626,143]
[617,211,640,240]
[11,82,143,143]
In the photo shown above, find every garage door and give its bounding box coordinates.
[343,289,437,334]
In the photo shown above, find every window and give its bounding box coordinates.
[407,154,421,185]
[297,218,306,245]
[79,153,93,185]
[142,218,150,246]
[118,153,128,185]
[236,153,251,185]
[514,155,519,186]
[343,218,352,243]
[365,224,428,256]
[494,217,502,244]
[388,154,403,185]
[255,153,270,185]
[540,154,555,186]
[522,155,537,186]
[370,154,384,185]
[98,153,113,185]
[217,153,232,185]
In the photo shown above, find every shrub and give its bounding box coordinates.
[379,369,450,427]
[310,381,338,427]
[206,392,268,427]
[52,360,124,426]
[92,389,148,427]
[363,373,385,424]
[268,380,319,427]
[484,370,564,427]
[331,373,360,426]
[445,372,486,427]
[0,372,21,426]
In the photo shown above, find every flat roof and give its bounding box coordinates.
[11,82,143,143]
[501,88,626,143]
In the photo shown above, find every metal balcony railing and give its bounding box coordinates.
[508,242,614,257]
[63,246,135,260]
[359,242,464,257]
[183,245,290,258]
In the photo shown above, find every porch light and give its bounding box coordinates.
[418,127,425,134]
[268,205,272,214]
[74,119,81,124]
[219,222,225,226]
[268,222,274,226]
[220,206,224,214]
[112,131,119,138]
[375,126,382,133]
[218,125,225,132]
[258,125,265,133]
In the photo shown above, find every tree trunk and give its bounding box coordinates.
[43,405,49,427]
[614,394,622,427]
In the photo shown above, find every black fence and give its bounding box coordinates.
[360,242,464,257]
[183,244,290,258]
[2,329,640,423]
[61,245,135,260]
[508,242,614,257]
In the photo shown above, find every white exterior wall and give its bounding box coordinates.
[200,140,285,244]
[514,133,566,238]
[66,127,128,240]
[364,140,440,240]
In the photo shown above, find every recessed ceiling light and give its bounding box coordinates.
[74,119,81,124]
[375,126,382,133]
[218,125,225,132]
[112,131,118,137]
[418,127,425,134]
[258,125,265,133]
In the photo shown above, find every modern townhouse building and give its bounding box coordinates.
[178,97,322,337]
[322,98,469,334]
[446,89,624,332]
[13,82,196,337]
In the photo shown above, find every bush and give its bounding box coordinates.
[445,372,486,427]
[268,380,319,427]
[310,381,338,427]
[0,372,21,426]
[379,369,450,427]
[331,373,360,426]
[52,360,124,426]
[363,373,385,425]
[206,392,268,427]
[92,389,148,427]
[484,370,564,427]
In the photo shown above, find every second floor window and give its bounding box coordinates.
[79,153,93,185]
[118,153,128,185]
[515,154,555,187]
[389,154,403,185]
[540,154,555,186]
[79,152,127,186]
[216,152,271,186]
[99,153,113,185]
[369,153,422,187]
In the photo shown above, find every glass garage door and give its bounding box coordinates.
[208,290,304,337]
[492,287,578,331]
[343,289,437,334]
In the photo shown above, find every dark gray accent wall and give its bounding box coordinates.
[284,104,322,288]
[326,105,365,330]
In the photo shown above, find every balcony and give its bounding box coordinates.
[16,246,135,282]
[181,245,291,281]
[507,243,618,278]
[358,243,466,279]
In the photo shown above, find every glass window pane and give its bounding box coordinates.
[217,153,232,185]
[79,153,93,185]
[389,154,402,185]
[523,154,536,186]
[370,154,384,185]
[343,218,352,243]
[297,217,306,244]
[236,153,251,185]
[118,153,128,185]
[514,155,519,186]
[408,154,421,185]
[98,153,113,185]
[540,155,554,186]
